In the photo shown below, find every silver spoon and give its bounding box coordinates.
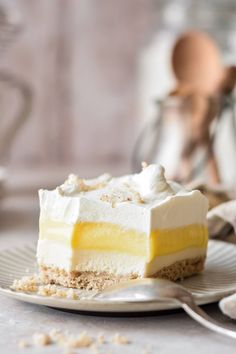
[95,278,236,339]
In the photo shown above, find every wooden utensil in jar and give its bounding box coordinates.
[170,31,224,184]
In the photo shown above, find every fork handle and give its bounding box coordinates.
[181,300,236,339]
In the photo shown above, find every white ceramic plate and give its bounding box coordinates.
[1,240,236,313]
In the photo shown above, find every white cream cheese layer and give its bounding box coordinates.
[37,239,206,276]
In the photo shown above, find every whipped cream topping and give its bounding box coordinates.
[132,164,174,201]
[57,173,112,196]
[39,163,208,237]
[55,163,183,205]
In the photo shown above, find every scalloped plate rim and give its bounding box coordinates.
[0,240,236,313]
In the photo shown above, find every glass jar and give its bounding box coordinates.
[136,0,236,185]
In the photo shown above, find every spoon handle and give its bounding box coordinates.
[181,300,236,339]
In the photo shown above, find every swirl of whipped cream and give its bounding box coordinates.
[132,164,174,200]
[57,174,83,195]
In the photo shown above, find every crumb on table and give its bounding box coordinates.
[18,339,29,348]
[33,332,51,346]
[112,333,130,345]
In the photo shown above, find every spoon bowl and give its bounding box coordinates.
[96,278,236,339]
[96,278,188,303]
[172,31,223,95]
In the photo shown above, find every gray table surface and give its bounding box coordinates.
[1,169,236,354]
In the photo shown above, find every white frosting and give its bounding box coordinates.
[56,164,177,203]
[57,173,112,195]
[132,164,174,201]
[39,163,208,233]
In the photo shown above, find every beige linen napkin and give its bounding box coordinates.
[207,200,236,242]
[219,293,236,319]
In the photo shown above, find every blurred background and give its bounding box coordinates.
[1,0,236,210]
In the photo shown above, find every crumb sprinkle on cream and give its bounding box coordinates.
[100,187,144,207]
[141,161,148,169]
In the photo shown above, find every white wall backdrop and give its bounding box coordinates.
[1,0,155,170]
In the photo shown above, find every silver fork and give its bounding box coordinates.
[95,278,236,339]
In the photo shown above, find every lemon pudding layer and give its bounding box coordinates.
[37,164,208,290]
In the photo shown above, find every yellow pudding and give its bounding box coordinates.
[39,219,208,261]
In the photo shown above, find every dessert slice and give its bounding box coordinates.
[37,164,208,290]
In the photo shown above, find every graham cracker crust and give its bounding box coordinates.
[39,256,205,291]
